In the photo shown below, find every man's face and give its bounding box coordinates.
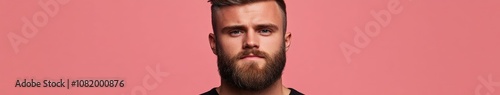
[209,1,291,91]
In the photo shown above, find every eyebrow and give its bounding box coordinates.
[255,24,279,31]
[221,25,246,33]
[220,23,279,33]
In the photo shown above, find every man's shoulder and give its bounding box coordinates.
[201,88,218,95]
[288,88,304,95]
[200,88,304,95]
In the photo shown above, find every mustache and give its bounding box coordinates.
[235,49,269,59]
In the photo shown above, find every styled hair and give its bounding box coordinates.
[209,0,287,35]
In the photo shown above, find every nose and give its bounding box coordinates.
[243,29,259,49]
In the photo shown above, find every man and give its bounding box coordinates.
[203,0,303,95]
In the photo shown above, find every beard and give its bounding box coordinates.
[216,44,286,91]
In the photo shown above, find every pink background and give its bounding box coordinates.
[1,0,500,95]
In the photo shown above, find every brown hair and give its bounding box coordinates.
[208,0,287,35]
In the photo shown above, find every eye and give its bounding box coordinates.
[259,29,272,36]
[229,30,244,37]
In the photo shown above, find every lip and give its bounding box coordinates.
[240,54,264,59]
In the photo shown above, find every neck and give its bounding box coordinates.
[217,78,290,95]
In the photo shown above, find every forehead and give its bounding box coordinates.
[213,1,283,31]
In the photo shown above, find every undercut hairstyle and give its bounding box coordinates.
[208,0,287,35]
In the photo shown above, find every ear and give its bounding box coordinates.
[284,32,292,51]
[209,33,217,55]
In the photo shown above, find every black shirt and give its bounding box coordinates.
[201,88,304,95]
